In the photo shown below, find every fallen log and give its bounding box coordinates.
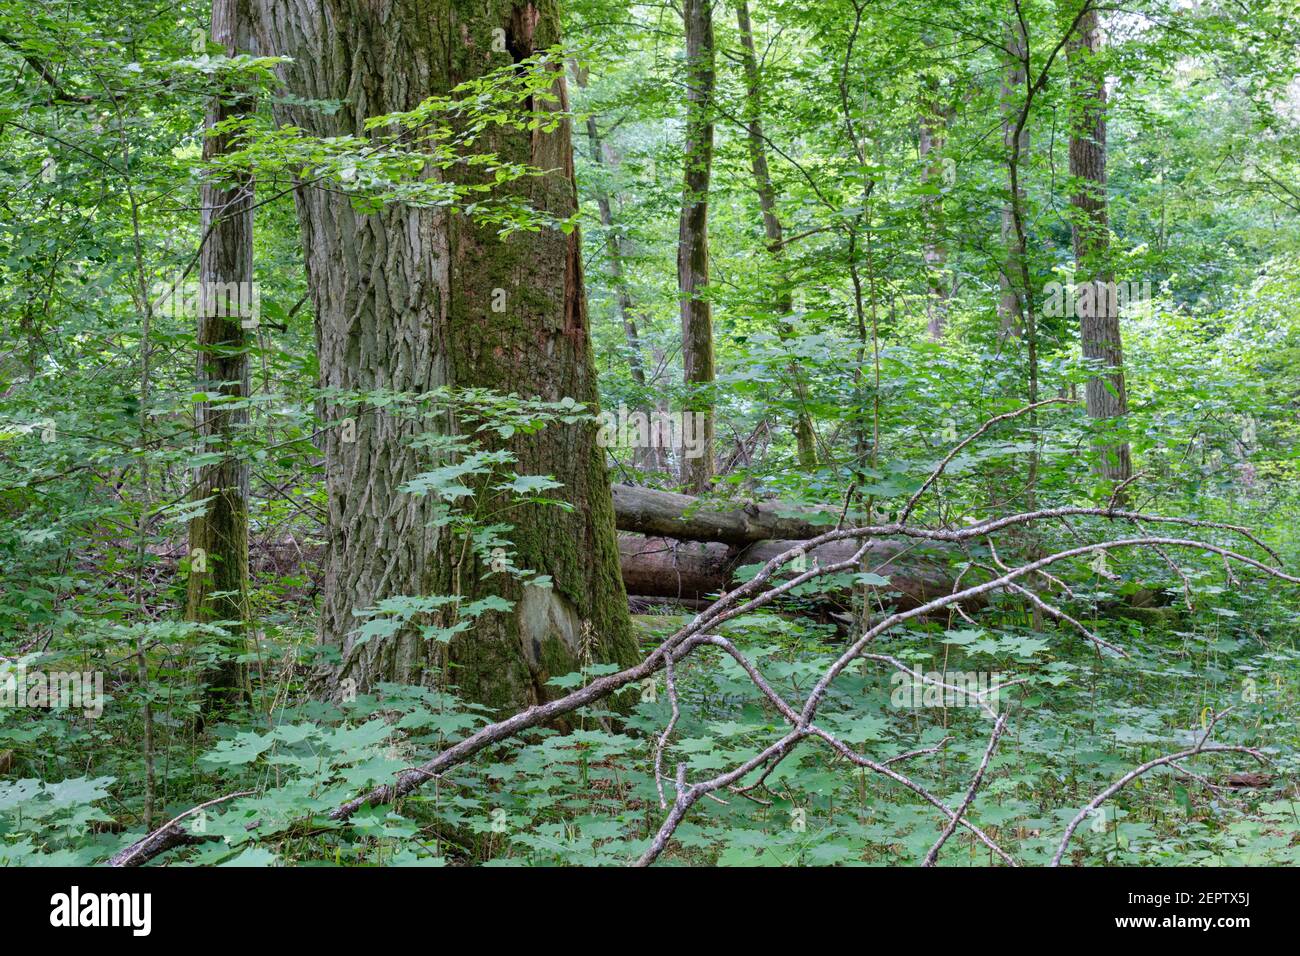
[611,484,964,611]
[611,483,838,545]
[618,535,961,611]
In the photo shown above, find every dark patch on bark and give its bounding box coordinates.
[564,225,584,337]
[505,3,540,112]
[505,3,538,61]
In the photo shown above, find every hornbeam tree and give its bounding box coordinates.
[918,74,951,342]
[678,0,717,492]
[1067,3,1133,487]
[186,0,255,707]
[249,0,637,710]
[735,0,817,467]
[998,17,1029,336]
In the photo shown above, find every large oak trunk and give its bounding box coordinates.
[251,0,637,712]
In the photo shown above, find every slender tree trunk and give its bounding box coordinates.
[735,0,816,469]
[250,0,637,712]
[187,0,254,709]
[1068,7,1132,486]
[999,13,1043,529]
[678,0,716,492]
[998,19,1029,337]
[918,78,951,342]
[576,67,666,473]
[588,122,649,392]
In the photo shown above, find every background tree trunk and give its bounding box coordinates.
[918,75,951,342]
[575,66,666,474]
[998,19,1028,336]
[679,0,716,492]
[1068,6,1132,487]
[735,0,817,469]
[250,0,637,712]
[186,0,254,709]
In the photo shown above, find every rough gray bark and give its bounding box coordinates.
[735,0,817,468]
[249,0,637,712]
[186,0,254,707]
[1068,7,1132,486]
[678,0,716,492]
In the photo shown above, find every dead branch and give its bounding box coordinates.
[1050,708,1268,866]
[106,401,1297,868]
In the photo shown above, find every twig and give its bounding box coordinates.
[1050,709,1267,866]
[922,713,1009,866]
